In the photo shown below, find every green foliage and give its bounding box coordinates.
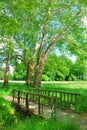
[68,75,77,81]
[56,71,65,81]
[44,54,72,81]
[12,62,26,80]
[43,54,87,81]
[71,58,87,79]
[42,74,50,81]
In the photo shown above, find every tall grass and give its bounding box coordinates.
[5,116,80,130]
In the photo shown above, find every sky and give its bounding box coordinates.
[82,16,87,28]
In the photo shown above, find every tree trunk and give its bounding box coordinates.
[4,52,11,87]
[25,61,34,86]
[33,55,47,88]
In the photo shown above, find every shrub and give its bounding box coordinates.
[42,74,50,81]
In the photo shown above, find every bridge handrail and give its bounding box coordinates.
[12,89,81,113]
[30,88,80,96]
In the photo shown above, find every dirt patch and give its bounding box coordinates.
[4,95,13,102]
[55,109,87,130]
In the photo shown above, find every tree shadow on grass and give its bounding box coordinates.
[0,96,16,129]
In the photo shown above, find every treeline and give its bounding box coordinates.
[1,54,86,81]
[0,54,87,82]
[42,54,87,81]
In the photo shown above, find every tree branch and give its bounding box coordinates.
[44,11,82,55]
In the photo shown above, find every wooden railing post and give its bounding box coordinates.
[18,91,20,106]
[12,90,14,102]
[26,93,29,111]
[60,92,62,108]
[75,94,80,112]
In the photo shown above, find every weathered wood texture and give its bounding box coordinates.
[12,89,81,118]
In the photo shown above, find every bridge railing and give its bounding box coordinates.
[13,90,29,110]
[12,89,60,117]
[30,88,80,110]
[12,89,81,117]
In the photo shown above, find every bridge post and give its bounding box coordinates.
[38,95,41,115]
[26,93,29,111]
[18,91,20,106]
[75,94,80,112]
[12,90,14,102]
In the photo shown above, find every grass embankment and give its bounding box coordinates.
[0,81,87,130]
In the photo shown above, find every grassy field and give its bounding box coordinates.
[42,81,87,94]
[0,81,87,130]
[0,81,87,94]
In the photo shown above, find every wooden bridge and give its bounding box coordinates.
[12,88,81,118]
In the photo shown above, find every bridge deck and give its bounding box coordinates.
[14,100,53,118]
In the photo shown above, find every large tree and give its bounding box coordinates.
[32,0,87,87]
[0,0,18,86]
[0,0,87,87]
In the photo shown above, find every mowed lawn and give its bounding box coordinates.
[42,81,87,88]
[0,81,87,95]
[41,81,87,94]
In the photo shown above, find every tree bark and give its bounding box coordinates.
[33,54,47,88]
[25,61,34,86]
[3,52,11,87]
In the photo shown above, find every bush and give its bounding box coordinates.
[68,75,77,81]
[42,74,50,81]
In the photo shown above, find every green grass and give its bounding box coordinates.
[41,81,87,94]
[0,83,30,96]
[0,81,87,95]
[5,116,80,130]
[0,97,16,129]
